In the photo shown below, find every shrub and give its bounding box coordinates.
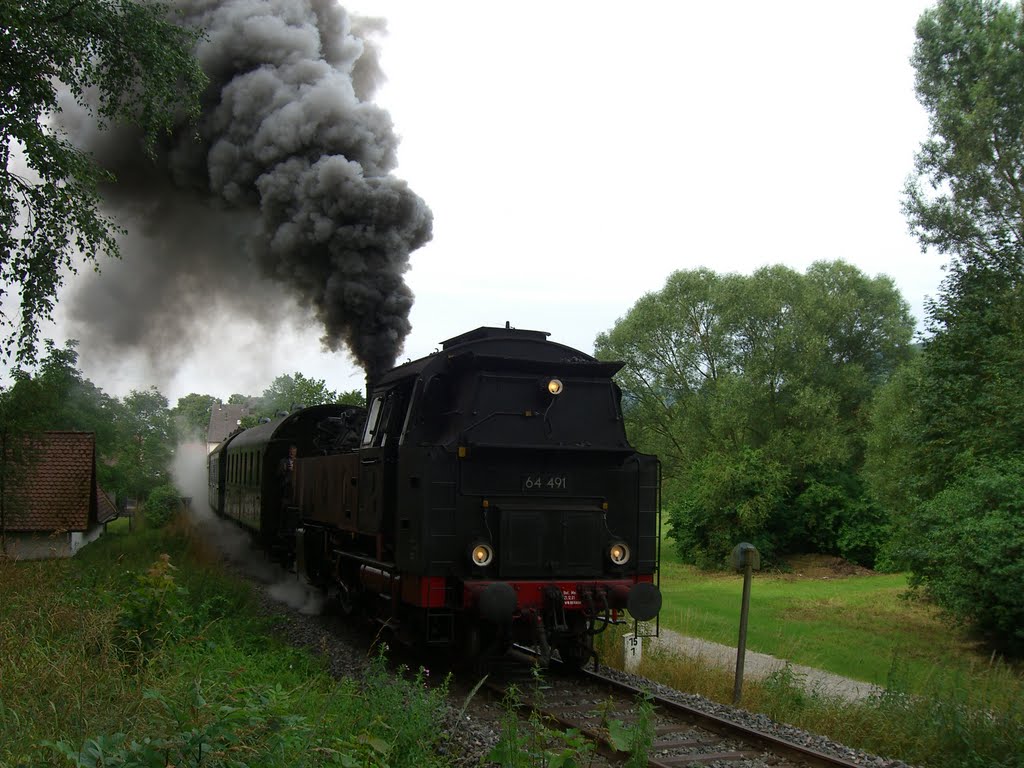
[143,484,181,529]
[117,554,189,661]
[909,456,1024,656]
[667,448,787,568]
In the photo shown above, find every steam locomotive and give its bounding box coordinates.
[207,326,661,666]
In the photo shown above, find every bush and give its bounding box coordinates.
[117,554,189,661]
[143,484,181,528]
[909,456,1024,656]
[668,452,886,569]
[666,448,787,568]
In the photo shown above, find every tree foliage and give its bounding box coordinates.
[0,340,123,530]
[907,458,1024,656]
[112,387,173,500]
[877,0,1024,654]
[0,340,174,523]
[905,0,1024,264]
[597,261,913,567]
[0,0,206,364]
[240,374,366,426]
[172,392,217,442]
[142,482,181,529]
[905,0,1024,489]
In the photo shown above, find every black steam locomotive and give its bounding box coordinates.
[207,326,661,666]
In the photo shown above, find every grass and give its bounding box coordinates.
[596,628,1024,768]
[599,528,1024,768]
[0,517,453,767]
[5,514,1022,768]
[657,526,1022,694]
[659,562,933,685]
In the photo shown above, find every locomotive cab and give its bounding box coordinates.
[358,384,414,556]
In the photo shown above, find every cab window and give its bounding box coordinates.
[361,396,384,447]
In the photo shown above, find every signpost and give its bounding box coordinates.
[731,542,760,705]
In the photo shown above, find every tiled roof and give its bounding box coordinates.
[96,487,118,524]
[207,403,249,444]
[3,432,97,532]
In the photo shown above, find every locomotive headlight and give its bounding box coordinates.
[471,543,494,567]
[547,378,564,396]
[609,541,631,566]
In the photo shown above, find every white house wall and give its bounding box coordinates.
[3,523,105,560]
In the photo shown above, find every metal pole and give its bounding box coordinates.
[732,561,753,705]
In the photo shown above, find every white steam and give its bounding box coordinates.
[171,439,327,613]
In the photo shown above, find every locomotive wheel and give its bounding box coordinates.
[335,583,354,616]
[556,616,595,670]
[457,620,511,675]
[557,633,594,670]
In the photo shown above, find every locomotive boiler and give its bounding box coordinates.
[208,326,661,666]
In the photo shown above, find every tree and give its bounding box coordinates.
[0,338,124,547]
[260,373,339,417]
[887,0,1024,653]
[172,393,217,442]
[904,0,1024,488]
[111,387,174,502]
[596,261,913,567]
[244,374,366,425]
[0,370,45,553]
[0,0,205,365]
[862,351,927,569]
[905,0,1024,265]
[909,459,1024,655]
[0,340,176,529]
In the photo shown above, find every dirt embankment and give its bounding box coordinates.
[777,554,874,580]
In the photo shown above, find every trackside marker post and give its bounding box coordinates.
[731,542,761,705]
[623,632,642,672]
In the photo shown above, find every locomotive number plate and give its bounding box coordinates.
[522,474,568,492]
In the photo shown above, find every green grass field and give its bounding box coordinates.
[594,530,1024,767]
[655,527,1022,694]
[659,563,931,685]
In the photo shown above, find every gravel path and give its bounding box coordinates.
[649,628,884,702]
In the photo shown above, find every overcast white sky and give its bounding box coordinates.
[56,0,945,403]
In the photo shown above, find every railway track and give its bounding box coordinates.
[480,651,867,768]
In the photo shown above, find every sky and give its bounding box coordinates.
[47,0,943,403]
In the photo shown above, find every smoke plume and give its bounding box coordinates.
[62,0,431,378]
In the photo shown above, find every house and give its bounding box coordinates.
[0,431,117,560]
[206,402,249,454]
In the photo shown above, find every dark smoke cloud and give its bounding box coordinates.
[62,0,431,378]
